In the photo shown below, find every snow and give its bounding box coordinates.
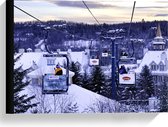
[35,39,44,48]
[107,29,125,33]
[137,60,142,65]
[64,40,98,48]
[15,51,118,113]
[56,51,89,68]
[130,38,144,43]
[152,36,165,44]
[152,41,165,45]
[14,52,42,70]
[67,84,116,112]
[15,51,89,71]
[22,84,117,113]
[135,49,168,74]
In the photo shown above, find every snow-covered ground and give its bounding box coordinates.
[22,84,118,114]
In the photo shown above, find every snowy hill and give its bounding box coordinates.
[23,84,118,114]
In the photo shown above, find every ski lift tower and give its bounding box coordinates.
[100,36,119,100]
[111,38,117,100]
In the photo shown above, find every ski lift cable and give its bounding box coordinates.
[127,1,136,58]
[127,1,136,37]
[82,1,107,38]
[82,1,99,50]
[82,1,104,55]
[14,5,55,54]
[14,5,42,22]
[82,1,100,25]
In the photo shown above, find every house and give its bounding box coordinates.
[15,49,90,85]
[15,52,75,85]
[26,48,33,52]
[135,23,168,85]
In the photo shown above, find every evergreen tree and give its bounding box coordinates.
[89,66,107,96]
[105,78,113,98]
[81,70,90,88]
[159,82,168,112]
[137,65,155,99]
[14,55,38,113]
[69,61,82,86]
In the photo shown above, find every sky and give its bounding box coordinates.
[14,0,168,24]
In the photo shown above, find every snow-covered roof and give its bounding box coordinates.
[135,49,168,73]
[155,36,163,40]
[151,70,168,75]
[152,41,165,45]
[137,60,142,64]
[14,52,42,70]
[64,40,98,48]
[107,29,125,33]
[130,38,144,42]
[58,51,89,67]
[15,51,89,70]
[26,48,33,52]
[27,48,32,50]
[152,36,165,44]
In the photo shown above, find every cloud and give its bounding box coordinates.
[52,1,117,9]
[136,6,168,9]
[155,0,168,4]
[155,14,168,17]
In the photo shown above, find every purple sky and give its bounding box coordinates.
[14,0,168,24]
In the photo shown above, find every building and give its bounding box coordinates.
[15,49,90,85]
[135,24,168,86]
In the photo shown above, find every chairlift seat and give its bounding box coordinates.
[42,74,68,94]
[42,54,69,94]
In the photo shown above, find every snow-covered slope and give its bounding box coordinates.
[67,84,116,112]
[23,84,117,114]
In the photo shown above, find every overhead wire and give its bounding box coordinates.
[82,1,100,25]
[81,0,101,50]
[14,5,42,22]
[127,1,136,37]
[128,1,136,58]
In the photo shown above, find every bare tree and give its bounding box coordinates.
[28,86,51,113]
[28,85,78,114]
[84,97,150,113]
[84,97,122,113]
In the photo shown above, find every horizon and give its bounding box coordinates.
[14,19,168,26]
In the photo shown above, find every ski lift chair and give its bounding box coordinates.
[89,49,100,66]
[42,54,69,94]
[119,50,135,62]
